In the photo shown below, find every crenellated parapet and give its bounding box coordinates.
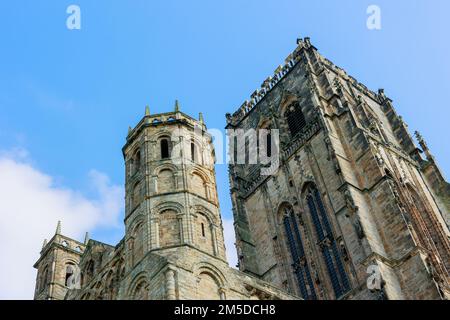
[226,38,317,127]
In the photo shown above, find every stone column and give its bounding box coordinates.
[151,218,160,248]
[205,183,211,200]
[219,287,226,300]
[177,215,184,244]
[211,225,219,256]
[152,175,158,194]
[165,269,176,300]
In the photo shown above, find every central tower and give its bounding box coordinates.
[123,102,226,269]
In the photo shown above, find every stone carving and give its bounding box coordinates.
[343,189,359,214]
[353,217,365,240]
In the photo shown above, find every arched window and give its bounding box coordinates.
[39,266,49,291]
[195,213,214,255]
[305,185,350,298]
[191,142,195,162]
[132,181,141,209]
[64,263,76,287]
[134,149,141,173]
[281,205,316,300]
[159,209,180,247]
[132,223,144,265]
[161,139,170,159]
[129,148,141,176]
[285,102,306,137]
[232,136,238,164]
[132,280,149,300]
[190,141,202,164]
[197,272,221,300]
[157,169,175,193]
[191,173,207,199]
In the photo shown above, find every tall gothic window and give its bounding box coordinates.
[406,185,450,272]
[161,139,170,159]
[305,184,350,298]
[133,149,141,173]
[191,141,197,163]
[39,266,49,291]
[285,102,306,137]
[281,205,317,300]
[64,264,75,287]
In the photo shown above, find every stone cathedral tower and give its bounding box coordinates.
[33,103,295,300]
[122,104,226,266]
[33,38,449,301]
[227,38,450,300]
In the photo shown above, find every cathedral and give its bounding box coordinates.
[33,38,450,300]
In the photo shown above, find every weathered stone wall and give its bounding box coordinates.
[34,107,298,301]
[33,37,449,301]
[227,38,449,300]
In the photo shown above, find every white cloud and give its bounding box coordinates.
[0,150,123,299]
[223,218,238,269]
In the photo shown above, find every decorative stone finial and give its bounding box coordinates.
[415,131,434,161]
[414,131,423,143]
[304,37,311,47]
[415,131,427,152]
[225,113,232,124]
[84,232,90,245]
[145,105,150,116]
[174,100,180,112]
[128,126,132,135]
[199,112,204,124]
[42,239,48,249]
[56,220,61,235]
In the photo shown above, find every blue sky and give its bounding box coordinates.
[0,0,449,298]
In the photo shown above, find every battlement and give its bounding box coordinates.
[225,37,389,128]
[124,101,207,152]
[226,37,315,127]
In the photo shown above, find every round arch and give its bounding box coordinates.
[127,273,150,300]
[193,262,226,287]
[153,201,184,216]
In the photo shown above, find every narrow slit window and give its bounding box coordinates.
[191,142,195,162]
[161,139,169,159]
[266,132,272,158]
